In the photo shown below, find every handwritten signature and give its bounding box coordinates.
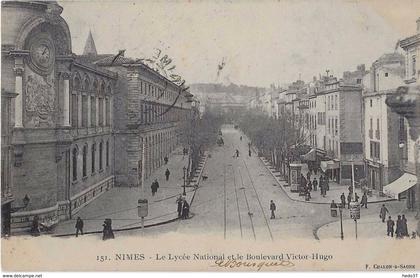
[212,259,295,271]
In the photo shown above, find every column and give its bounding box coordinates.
[63,72,71,127]
[95,96,99,127]
[109,96,113,128]
[87,94,91,127]
[14,67,24,128]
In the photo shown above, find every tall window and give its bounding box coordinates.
[99,98,104,126]
[99,142,103,171]
[412,56,416,76]
[72,147,78,181]
[106,141,109,167]
[106,97,110,126]
[82,95,88,127]
[91,144,96,173]
[71,94,78,127]
[82,145,87,177]
[91,96,96,127]
[335,118,338,135]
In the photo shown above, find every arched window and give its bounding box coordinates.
[106,141,109,167]
[72,76,81,128]
[99,142,103,170]
[72,147,78,181]
[91,143,96,173]
[82,145,87,177]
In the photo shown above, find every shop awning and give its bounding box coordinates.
[320,160,339,172]
[301,163,309,175]
[301,148,316,161]
[383,173,417,199]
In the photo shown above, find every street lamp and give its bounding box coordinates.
[183,166,187,196]
[339,205,344,240]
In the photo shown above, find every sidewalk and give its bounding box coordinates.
[317,206,420,240]
[258,155,395,205]
[53,147,207,236]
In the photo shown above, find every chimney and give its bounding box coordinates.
[417,17,420,33]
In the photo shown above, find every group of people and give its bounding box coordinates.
[300,172,330,200]
[386,215,410,238]
[339,190,368,209]
[177,195,190,220]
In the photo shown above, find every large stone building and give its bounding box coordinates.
[1,1,193,235]
[362,53,406,193]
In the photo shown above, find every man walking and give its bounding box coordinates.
[165,168,170,181]
[235,149,239,158]
[361,192,368,208]
[313,177,318,191]
[176,195,183,218]
[340,193,346,209]
[151,179,159,196]
[270,200,276,219]
[380,204,389,223]
[387,216,395,237]
[347,192,352,209]
[164,156,168,165]
[75,217,84,237]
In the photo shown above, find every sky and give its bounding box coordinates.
[59,0,420,87]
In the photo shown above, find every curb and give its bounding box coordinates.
[254,149,396,205]
[53,153,209,238]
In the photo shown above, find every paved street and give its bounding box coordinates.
[138,126,409,240]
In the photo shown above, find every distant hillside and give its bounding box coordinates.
[190,83,267,97]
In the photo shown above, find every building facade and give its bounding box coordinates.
[363,53,405,193]
[1,1,117,233]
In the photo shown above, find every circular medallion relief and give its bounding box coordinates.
[28,34,55,75]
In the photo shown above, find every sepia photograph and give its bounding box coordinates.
[1,0,420,273]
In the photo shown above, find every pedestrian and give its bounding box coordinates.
[151,179,159,196]
[306,171,311,184]
[270,200,276,219]
[176,195,183,218]
[330,200,338,217]
[313,178,318,191]
[102,218,114,240]
[340,193,346,209]
[182,200,190,220]
[75,217,84,237]
[387,216,395,237]
[235,149,239,158]
[402,215,409,237]
[164,156,168,165]
[240,136,242,141]
[307,180,313,192]
[379,204,389,223]
[165,168,170,181]
[348,185,353,196]
[355,193,360,202]
[325,175,330,191]
[396,215,402,238]
[30,215,40,237]
[347,193,352,209]
[248,149,252,157]
[361,192,368,208]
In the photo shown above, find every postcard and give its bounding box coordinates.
[1,0,420,272]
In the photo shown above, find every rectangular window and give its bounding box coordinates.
[71,94,78,127]
[412,56,416,76]
[98,98,104,126]
[81,95,88,127]
[91,96,96,127]
[335,118,338,135]
[105,98,110,126]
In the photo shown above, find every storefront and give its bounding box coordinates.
[383,172,417,209]
[320,160,340,183]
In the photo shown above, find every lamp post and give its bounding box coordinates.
[339,205,344,240]
[183,166,187,196]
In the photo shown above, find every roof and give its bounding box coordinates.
[83,31,97,56]
[94,55,136,66]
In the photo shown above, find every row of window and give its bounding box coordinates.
[71,93,111,128]
[368,118,381,139]
[317,112,326,125]
[72,141,110,182]
[139,102,188,125]
[139,80,177,103]
[327,117,339,136]
[370,141,380,160]
[327,94,338,111]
